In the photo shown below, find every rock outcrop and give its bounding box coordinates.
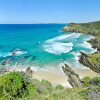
[79,52,100,74]
[62,63,83,88]
[0,68,8,74]
[88,38,100,51]
[88,91,100,100]
[26,67,34,76]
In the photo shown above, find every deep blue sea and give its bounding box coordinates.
[0,24,96,71]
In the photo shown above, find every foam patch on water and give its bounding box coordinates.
[71,52,81,61]
[0,48,27,58]
[43,33,81,55]
[46,33,81,43]
[43,42,73,54]
[4,51,27,57]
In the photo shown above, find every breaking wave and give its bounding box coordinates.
[46,33,81,43]
[43,42,73,54]
[43,33,81,55]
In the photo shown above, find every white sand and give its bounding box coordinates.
[32,68,99,88]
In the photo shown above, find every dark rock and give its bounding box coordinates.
[0,68,8,74]
[1,60,7,65]
[12,52,16,56]
[62,63,83,88]
[26,67,34,76]
[31,56,36,61]
[23,55,30,59]
[89,77,100,86]
[88,91,100,100]
[79,52,100,74]
[88,38,100,51]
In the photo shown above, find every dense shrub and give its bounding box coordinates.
[82,76,91,87]
[89,77,100,86]
[0,72,36,99]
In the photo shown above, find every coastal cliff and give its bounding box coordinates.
[62,21,100,100]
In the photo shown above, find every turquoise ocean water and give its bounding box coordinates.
[0,24,96,71]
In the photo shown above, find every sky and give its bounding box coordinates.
[0,0,100,24]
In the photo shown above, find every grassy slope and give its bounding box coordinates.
[0,72,86,100]
[0,72,100,100]
[87,53,100,66]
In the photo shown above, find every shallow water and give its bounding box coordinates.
[0,24,96,70]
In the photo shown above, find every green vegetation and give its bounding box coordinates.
[63,21,100,36]
[1,72,99,100]
[63,21,100,74]
[87,53,100,66]
[1,21,99,100]
[82,76,100,88]
[0,72,36,100]
[82,76,91,87]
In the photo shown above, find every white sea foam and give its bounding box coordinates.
[83,35,94,41]
[43,42,73,54]
[83,41,92,48]
[46,33,81,43]
[43,33,81,55]
[4,51,27,57]
[71,52,81,61]
[83,41,97,53]
[7,64,49,73]
[1,49,27,58]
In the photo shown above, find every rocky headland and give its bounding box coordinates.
[62,21,100,73]
[61,21,100,100]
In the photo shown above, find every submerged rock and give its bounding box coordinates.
[11,52,16,56]
[31,56,36,61]
[23,54,31,59]
[1,60,7,65]
[62,63,83,88]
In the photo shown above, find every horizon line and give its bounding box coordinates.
[0,23,67,24]
[0,20,99,24]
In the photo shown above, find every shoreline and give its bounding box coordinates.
[0,22,100,89]
[2,65,99,88]
[32,67,99,88]
[0,31,98,88]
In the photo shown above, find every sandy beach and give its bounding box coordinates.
[32,68,99,88]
